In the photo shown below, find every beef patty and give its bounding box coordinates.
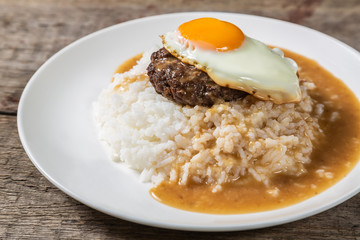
[146,48,247,107]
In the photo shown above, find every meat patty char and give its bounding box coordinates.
[146,48,247,107]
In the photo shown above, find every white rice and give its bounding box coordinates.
[93,49,324,190]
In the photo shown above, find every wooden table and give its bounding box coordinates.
[1,0,359,238]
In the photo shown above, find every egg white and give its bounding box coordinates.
[162,31,301,104]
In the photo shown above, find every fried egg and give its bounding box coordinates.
[161,18,301,104]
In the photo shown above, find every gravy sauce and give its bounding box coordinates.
[149,49,360,214]
[113,53,143,76]
[112,53,144,91]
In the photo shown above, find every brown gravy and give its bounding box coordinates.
[112,53,144,91]
[149,49,360,214]
[114,50,360,214]
[112,53,143,81]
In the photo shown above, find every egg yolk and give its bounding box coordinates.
[178,18,245,52]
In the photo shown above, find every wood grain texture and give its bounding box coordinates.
[1,0,359,238]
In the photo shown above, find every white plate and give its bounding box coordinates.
[18,12,360,232]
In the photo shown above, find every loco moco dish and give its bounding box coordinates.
[94,18,360,213]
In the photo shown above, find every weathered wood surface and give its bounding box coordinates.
[0,0,359,239]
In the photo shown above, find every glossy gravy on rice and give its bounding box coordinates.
[114,49,360,214]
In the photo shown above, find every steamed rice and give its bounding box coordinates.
[93,49,324,191]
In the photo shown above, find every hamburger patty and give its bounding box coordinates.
[146,48,247,107]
